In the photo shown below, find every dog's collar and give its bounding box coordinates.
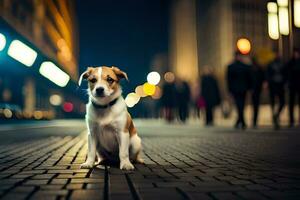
[91,97,119,109]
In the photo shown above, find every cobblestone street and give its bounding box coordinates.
[0,120,300,200]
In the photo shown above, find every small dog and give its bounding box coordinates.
[78,66,143,170]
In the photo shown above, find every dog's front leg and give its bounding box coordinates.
[119,132,134,170]
[81,120,97,169]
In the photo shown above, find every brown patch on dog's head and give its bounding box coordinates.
[79,66,128,99]
[111,66,128,82]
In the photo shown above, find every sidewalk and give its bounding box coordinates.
[0,121,300,200]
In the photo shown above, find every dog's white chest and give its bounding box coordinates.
[97,125,119,153]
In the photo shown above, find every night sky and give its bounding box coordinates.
[75,0,169,93]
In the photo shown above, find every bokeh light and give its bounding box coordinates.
[125,93,140,108]
[147,71,161,85]
[63,102,74,112]
[135,85,147,97]
[164,72,175,83]
[49,94,63,106]
[33,111,43,120]
[3,109,12,118]
[237,38,251,55]
[39,61,70,87]
[0,33,6,51]
[7,40,37,67]
[143,82,156,96]
[151,86,162,99]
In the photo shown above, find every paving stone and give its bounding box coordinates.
[1,124,299,199]
[71,190,103,199]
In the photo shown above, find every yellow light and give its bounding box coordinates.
[33,111,43,120]
[125,93,140,108]
[3,109,12,118]
[237,38,251,55]
[135,85,147,97]
[278,7,289,35]
[0,33,6,51]
[295,0,300,28]
[277,0,288,7]
[39,61,70,87]
[164,72,175,83]
[147,71,161,85]
[143,83,156,96]
[151,86,162,99]
[267,2,278,13]
[268,13,280,40]
[49,94,63,106]
[7,40,37,67]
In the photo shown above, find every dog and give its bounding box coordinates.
[78,66,143,170]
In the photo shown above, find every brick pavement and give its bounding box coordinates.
[0,123,300,200]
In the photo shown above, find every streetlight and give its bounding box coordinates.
[0,33,6,51]
[295,0,300,27]
[7,40,37,67]
[267,2,279,40]
[39,61,70,87]
[277,1,289,35]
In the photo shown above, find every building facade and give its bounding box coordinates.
[169,0,275,86]
[0,0,83,120]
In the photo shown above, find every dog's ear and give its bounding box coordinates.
[78,67,94,85]
[111,66,129,82]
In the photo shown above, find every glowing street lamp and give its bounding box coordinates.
[267,2,279,40]
[295,0,300,28]
[7,40,37,67]
[278,7,290,35]
[39,61,70,87]
[0,33,6,51]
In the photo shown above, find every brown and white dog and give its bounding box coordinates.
[78,66,143,170]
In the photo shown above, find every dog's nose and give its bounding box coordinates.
[95,87,104,96]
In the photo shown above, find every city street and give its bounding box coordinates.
[0,120,300,200]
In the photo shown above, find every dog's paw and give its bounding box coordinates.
[120,160,134,170]
[80,162,94,169]
[136,158,145,164]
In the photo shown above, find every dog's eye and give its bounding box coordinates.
[107,77,114,84]
[90,78,97,83]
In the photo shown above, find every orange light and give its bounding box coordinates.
[135,85,147,97]
[151,86,162,99]
[164,72,175,83]
[143,83,156,96]
[237,38,251,55]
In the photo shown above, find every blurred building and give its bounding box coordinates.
[169,0,273,85]
[197,0,272,82]
[0,0,84,120]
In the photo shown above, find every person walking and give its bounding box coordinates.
[161,79,177,123]
[175,79,191,123]
[200,67,221,126]
[266,54,287,129]
[286,48,300,127]
[227,51,252,129]
[251,58,266,128]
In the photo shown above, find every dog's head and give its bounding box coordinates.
[78,66,128,104]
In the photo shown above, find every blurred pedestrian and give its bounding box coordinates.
[286,48,300,127]
[161,78,177,123]
[200,67,221,126]
[227,51,252,129]
[266,54,287,130]
[251,58,266,128]
[175,79,191,123]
